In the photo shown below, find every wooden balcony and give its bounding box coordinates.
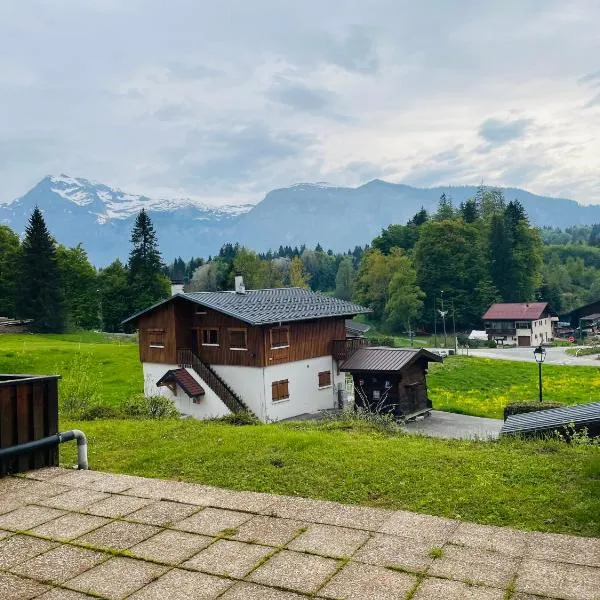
[332,338,369,363]
[486,328,516,337]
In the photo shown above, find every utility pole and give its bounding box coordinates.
[407,318,414,348]
[451,299,457,354]
[439,290,448,348]
[433,299,438,348]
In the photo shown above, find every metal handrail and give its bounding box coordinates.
[178,349,249,414]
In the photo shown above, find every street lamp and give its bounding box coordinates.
[533,345,546,402]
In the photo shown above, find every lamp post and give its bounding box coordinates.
[533,345,546,402]
[439,290,448,348]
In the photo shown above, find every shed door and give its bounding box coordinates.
[518,336,531,347]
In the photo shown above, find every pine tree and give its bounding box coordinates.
[128,209,170,311]
[434,193,455,221]
[589,224,600,247]
[18,207,65,332]
[98,259,130,332]
[460,198,479,223]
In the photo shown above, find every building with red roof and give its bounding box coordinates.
[482,302,558,346]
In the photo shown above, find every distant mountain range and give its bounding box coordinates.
[2,174,600,265]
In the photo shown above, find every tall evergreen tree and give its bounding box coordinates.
[18,207,65,332]
[460,198,479,223]
[98,259,130,332]
[128,209,170,311]
[434,193,455,221]
[57,244,99,330]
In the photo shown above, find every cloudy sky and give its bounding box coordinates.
[1,0,599,205]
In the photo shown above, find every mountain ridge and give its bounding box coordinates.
[2,175,599,265]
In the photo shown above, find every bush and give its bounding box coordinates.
[122,394,180,419]
[368,335,395,347]
[78,404,121,421]
[217,411,260,426]
[504,401,565,421]
[57,353,103,419]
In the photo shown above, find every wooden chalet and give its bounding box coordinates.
[340,347,442,419]
[123,277,371,422]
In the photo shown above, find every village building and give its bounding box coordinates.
[341,347,442,419]
[123,278,370,422]
[482,302,558,347]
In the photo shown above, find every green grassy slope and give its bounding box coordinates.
[60,418,600,537]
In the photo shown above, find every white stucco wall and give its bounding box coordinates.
[215,356,345,422]
[211,365,267,421]
[142,362,231,420]
[263,355,341,422]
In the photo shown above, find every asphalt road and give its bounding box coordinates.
[428,346,600,366]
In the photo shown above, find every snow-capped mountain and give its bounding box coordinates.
[0,175,253,264]
[2,174,600,266]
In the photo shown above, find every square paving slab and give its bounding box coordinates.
[85,494,153,518]
[183,539,273,577]
[37,589,100,599]
[31,513,110,540]
[0,505,66,531]
[126,568,233,600]
[76,520,161,551]
[0,572,50,600]
[319,561,417,600]
[125,499,199,526]
[129,529,214,564]
[412,577,506,600]
[173,507,251,536]
[516,558,600,600]
[287,523,370,558]
[0,534,58,569]
[353,533,435,572]
[220,582,308,599]
[65,556,168,600]
[232,515,307,547]
[427,544,520,588]
[248,549,340,594]
[11,543,109,583]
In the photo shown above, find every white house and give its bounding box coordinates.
[482,302,558,347]
[123,279,370,422]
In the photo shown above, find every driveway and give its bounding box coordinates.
[429,346,600,367]
[1,468,598,600]
[401,410,503,440]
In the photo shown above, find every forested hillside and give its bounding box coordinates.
[2,185,600,334]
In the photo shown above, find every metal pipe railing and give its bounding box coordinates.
[0,429,88,470]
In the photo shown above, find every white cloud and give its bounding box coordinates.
[0,0,599,205]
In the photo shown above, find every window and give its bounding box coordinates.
[318,371,332,388]
[270,326,290,349]
[272,379,289,401]
[192,396,202,404]
[229,328,248,350]
[148,330,165,349]
[201,328,219,346]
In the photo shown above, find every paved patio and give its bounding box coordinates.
[0,468,598,600]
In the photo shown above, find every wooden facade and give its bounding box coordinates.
[0,374,60,474]
[351,359,432,419]
[137,297,347,368]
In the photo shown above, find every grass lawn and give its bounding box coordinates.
[60,418,600,537]
[428,355,600,419]
[0,332,141,407]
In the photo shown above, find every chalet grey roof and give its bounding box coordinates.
[345,319,371,336]
[123,287,370,326]
[340,347,442,372]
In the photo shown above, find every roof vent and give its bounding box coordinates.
[234,275,246,295]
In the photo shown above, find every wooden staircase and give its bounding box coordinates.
[177,348,251,415]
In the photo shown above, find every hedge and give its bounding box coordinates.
[504,401,565,421]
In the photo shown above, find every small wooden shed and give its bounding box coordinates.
[340,347,442,419]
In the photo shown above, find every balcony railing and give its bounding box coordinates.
[486,328,516,336]
[332,337,369,363]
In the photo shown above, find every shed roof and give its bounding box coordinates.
[123,287,369,326]
[345,319,371,336]
[156,369,205,398]
[340,347,442,373]
[482,302,553,320]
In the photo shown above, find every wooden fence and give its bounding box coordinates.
[0,374,60,475]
